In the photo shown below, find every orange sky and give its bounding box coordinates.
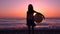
[0,0,60,18]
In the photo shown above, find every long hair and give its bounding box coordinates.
[28,4,33,11]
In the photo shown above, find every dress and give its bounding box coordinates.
[27,10,36,26]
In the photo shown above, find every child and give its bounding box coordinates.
[26,4,45,34]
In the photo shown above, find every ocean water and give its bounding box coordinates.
[0,18,60,29]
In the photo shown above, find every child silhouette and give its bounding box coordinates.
[26,4,45,34]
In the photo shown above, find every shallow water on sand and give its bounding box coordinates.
[0,18,60,29]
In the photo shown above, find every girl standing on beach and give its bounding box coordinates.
[26,4,45,34]
[26,4,39,34]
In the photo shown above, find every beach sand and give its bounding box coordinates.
[0,28,60,34]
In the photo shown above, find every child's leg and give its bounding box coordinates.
[32,26,35,34]
[28,26,31,34]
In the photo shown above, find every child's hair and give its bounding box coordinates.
[28,4,33,11]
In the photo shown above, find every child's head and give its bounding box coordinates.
[28,4,33,11]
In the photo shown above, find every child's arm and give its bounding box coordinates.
[34,11,45,19]
[36,12,45,19]
[34,11,39,14]
[42,15,45,19]
[39,13,45,19]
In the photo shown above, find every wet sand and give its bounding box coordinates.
[0,28,60,34]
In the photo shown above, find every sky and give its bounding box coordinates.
[0,0,60,18]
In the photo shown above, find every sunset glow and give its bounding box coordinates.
[0,0,60,18]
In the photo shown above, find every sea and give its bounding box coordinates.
[0,18,60,30]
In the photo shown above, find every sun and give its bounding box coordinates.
[33,13,36,16]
